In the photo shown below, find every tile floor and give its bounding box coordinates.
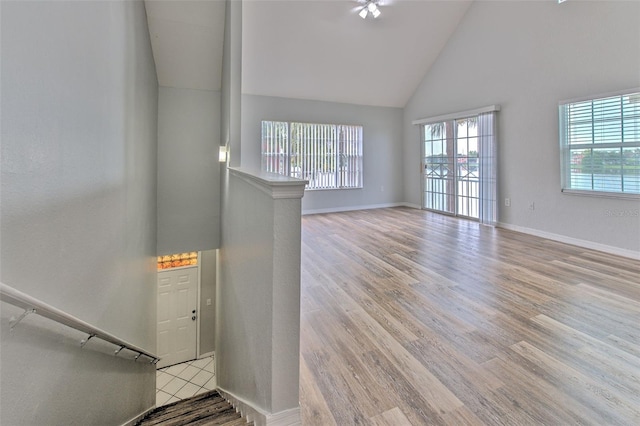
[156,355,216,407]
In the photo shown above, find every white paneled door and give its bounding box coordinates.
[157,267,198,368]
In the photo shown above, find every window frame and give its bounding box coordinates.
[559,88,640,199]
[261,120,364,191]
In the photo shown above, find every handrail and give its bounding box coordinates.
[0,282,159,364]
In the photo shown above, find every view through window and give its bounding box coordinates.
[559,91,640,196]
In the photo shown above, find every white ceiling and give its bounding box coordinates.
[144,0,472,108]
[145,0,226,91]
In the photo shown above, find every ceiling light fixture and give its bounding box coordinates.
[360,0,381,19]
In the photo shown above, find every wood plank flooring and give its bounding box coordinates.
[136,390,251,426]
[299,207,640,425]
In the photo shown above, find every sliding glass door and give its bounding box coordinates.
[423,117,479,219]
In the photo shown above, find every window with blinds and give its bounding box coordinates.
[261,121,363,190]
[559,90,640,196]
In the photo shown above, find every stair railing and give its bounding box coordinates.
[0,282,159,364]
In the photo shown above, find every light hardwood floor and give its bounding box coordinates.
[299,207,640,425]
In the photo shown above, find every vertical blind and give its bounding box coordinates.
[262,121,363,190]
[262,121,290,176]
[478,111,497,226]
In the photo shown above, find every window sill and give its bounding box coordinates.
[561,188,640,200]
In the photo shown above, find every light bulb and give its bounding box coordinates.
[372,8,381,18]
[367,2,377,12]
[359,8,368,19]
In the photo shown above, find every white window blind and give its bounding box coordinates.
[559,90,640,196]
[261,121,363,190]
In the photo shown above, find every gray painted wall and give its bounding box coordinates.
[0,0,158,424]
[404,0,640,253]
[218,172,275,411]
[241,94,405,213]
[217,170,302,415]
[157,86,221,255]
[220,0,242,167]
[199,249,216,356]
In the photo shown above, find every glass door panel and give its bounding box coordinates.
[456,118,479,219]
[423,123,456,214]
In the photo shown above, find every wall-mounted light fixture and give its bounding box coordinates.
[359,0,381,19]
[219,145,228,162]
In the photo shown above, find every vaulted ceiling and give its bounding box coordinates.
[145,0,472,108]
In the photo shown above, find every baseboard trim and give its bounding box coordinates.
[497,222,640,260]
[121,406,155,426]
[302,202,416,215]
[401,202,421,210]
[198,351,214,359]
[217,388,301,426]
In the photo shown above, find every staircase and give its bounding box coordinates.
[136,390,252,426]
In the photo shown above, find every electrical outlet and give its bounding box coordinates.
[505,198,511,207]
[380,185,384,192]
[206,298,212,306]
[529,202,535,210]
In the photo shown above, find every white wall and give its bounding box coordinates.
[157,87,221,255]
[0,1,158,424]
[404,0,640,254]
[242,94,405,213]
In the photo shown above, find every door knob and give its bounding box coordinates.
[192,309,197,321]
